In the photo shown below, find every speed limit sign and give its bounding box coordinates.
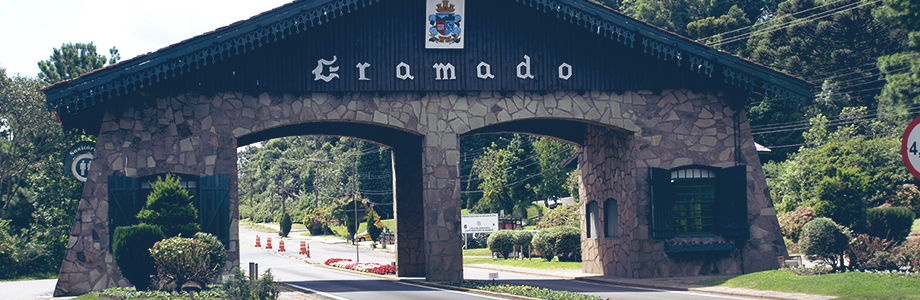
[902,116,920,180]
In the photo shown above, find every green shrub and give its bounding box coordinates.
[799,218,850,270]
[865,207,915,242]
[532,227,559,261]
[279,213,292,238]
[813,168,869,230]
[302,208,331,236]
[221,267,280,300]
[554,226,581,262]
[536,204,579,229]
[113,224,166,290]
[487,230,516,259]
[366,209,382,242]
[193,232,227,282]
[512,230,534,247]
[136,174,199,238]
[149,236,216,289]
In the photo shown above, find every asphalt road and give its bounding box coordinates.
[240,226,752,300]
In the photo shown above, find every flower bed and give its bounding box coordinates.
[324,258,396,275]
[444,281,605,300]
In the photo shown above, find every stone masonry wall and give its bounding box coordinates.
[56,88,785,294]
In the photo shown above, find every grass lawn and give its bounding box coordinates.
[463,257,581,270]
[462,248,494,257]
[694,270,920,299]
[912,218,920,233]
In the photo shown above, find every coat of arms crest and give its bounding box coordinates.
[426,0,464,49]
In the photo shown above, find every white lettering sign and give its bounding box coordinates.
[517,55,534,79]
[432,63,457,80]
[356,62,371,81]
[397,62,415,80]
[312,56,340,82]
[477,62,494,79]
[558,63,573,80]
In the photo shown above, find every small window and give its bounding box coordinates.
[587,201,599,238]
[604,199,618,237]
[670,168,716,234]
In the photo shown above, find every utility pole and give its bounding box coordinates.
[281,160,286,215]
[353,153,359,263]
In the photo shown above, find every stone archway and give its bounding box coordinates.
[236,121,427,277]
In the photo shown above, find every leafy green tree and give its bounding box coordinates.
[37,42,119,84]
[812,168,870,230]
[0,67,85,280]
[356,141,393,218]
[366,208,382,243]
[765,108,910,212]
[874,0,920,114]
[532,138,576,202]
[136,174,200,238]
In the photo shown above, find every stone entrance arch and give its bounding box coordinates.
[43,0,814,296]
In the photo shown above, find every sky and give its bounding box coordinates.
[0,0,293,78]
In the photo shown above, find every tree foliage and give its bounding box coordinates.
[136,174,200,238]
[37,42,119,84]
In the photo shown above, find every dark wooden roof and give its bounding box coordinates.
[43,0,813,133]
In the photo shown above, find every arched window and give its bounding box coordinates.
[586,201,599,238]
[604,199,618,238]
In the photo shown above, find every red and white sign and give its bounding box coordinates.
[902,116,920,180]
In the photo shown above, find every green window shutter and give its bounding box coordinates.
[717,165,748,240]
[649,167,673,239]
[199,174,230,247]
[108,175,139,247]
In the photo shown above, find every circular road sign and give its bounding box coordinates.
[902,116,920,180]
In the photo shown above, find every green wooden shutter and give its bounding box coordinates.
[108,175,139,247]
[717,165,749,240]
[649,167,673,239]
[199,174,230,247]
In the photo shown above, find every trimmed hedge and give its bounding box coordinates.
[531,226,581,262]
[150,236,217,288]
[554,226,581,262]
[865,207,915,242]
[799,218,849,270]
[487,230,516,259]
[113,224,166,290]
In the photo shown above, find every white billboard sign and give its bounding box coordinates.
[461,213,498,233]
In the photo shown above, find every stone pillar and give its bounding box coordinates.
[392,139,426,277]
[579,124,637,277]
[53,138,130,296]
[422,132,463,281]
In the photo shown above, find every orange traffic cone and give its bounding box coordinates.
[299,241,307,255]
[266,237,273,249]
[255,236,261,247]
[307,243,311,258]
[278,240,286,252]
